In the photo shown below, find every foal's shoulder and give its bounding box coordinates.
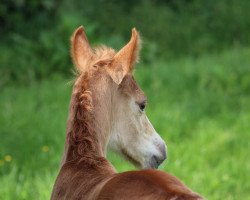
[97,170,203,200]
[136,170,203,200]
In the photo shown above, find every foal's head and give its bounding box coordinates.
[71,26,166,169]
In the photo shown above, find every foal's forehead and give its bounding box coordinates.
[119,75,146,101]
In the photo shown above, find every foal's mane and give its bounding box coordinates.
[66,46,115,165]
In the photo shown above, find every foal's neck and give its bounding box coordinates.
[62,75,112,165]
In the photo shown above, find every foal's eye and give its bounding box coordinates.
[136,99,147,112]
[138,102,146,111]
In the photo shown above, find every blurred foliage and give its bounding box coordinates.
[1,0,250,85]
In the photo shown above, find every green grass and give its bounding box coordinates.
[0,47,250,199]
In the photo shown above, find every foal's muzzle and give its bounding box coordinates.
[149,143,167,169]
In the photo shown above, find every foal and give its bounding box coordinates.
[51,26,203,200]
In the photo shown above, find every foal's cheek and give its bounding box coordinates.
[138,114,151,136]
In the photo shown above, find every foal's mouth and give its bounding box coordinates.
[121,148,141,168]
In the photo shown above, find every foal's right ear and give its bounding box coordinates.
[107,28,141,85]
[71,26,93,72]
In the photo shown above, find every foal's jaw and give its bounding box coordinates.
[109,110,167,169]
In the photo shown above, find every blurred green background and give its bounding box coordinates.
[0,0,250,199]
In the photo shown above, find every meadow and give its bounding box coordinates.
[0,47,250,200]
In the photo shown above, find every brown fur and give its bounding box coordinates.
[51,26,204,200]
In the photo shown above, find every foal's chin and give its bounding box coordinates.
[120,149,167,170]
[142,164,159,170]
[131,158,165,170]
[142,161,162,170]
[142,154,167,169]
[129,161,161,170]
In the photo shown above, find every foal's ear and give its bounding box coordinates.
[71,26,93,72]
[107,28,141,84]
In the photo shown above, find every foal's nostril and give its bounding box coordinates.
[149,140,167,169]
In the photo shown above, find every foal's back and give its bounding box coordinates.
[97,170,203,200]
[52,162,202,200]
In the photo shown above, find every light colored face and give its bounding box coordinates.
[109,75,167,169]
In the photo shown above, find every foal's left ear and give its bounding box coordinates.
[107,28,141,84]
